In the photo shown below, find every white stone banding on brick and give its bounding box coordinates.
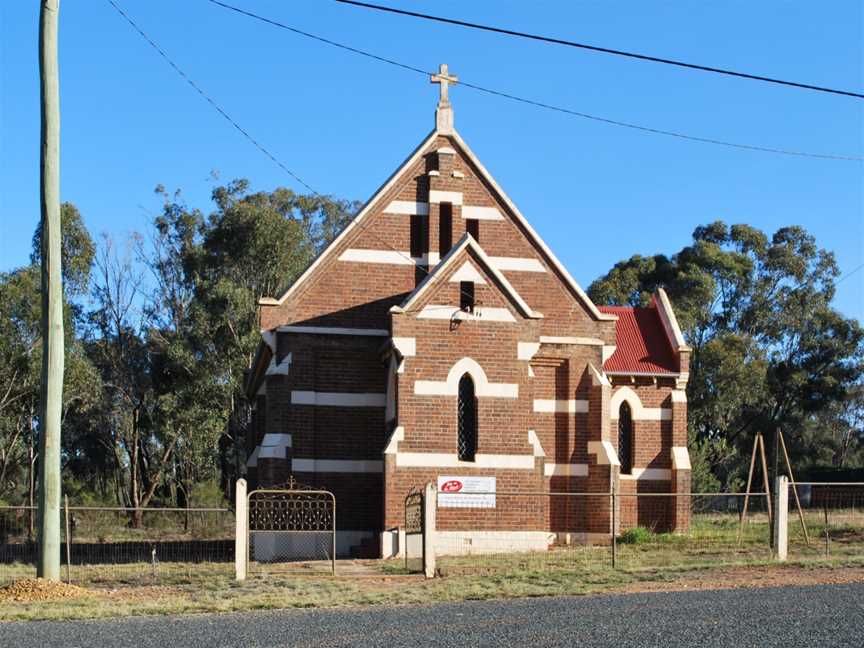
[672,446,691,470]
[338,249,414,265]
[602,345,617,364]
[338,249,439,266]
[417,305,516,323]
[588,363,610,387]
[533,399,589,414]
[277,325,389,337]
[261,433,292,448]
[609,386,672,421]
[448,261,487,284]
[671,389,687,403]
[588,440,620,466]
[461,206,504,221]
[395,452,535,469]
[539,335,605,346]
[415,357,518,398]
[488,256,546,272]
[291,391,386,407]
[544,463,589,477]
[428,170,440,177]
[528,430,546,457]
[292,458,383,473]
[391,337,416,357]
[262,130,614,325]
[451,170,465,178]
[384,200,429,215]
[435,531,556,555]
[429,190,463,205]
[437,146,457,156]
[258,446,286,460]
[517,342,540,361]
[265,353,291,376]
[399,234,542,320]
[383,426,404,455]
[261,330,276,353]
[620,468,672,481]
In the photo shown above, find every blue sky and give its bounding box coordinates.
[2,1,862,319]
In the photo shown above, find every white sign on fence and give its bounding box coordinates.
[437,475,496,508]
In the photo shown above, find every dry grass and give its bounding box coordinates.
[2,510,862,622]
[2,555,863,622]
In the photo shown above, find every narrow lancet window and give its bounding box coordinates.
[457,373,477,461]
[618,402,633,475]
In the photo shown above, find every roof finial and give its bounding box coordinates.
[431,63,458,134]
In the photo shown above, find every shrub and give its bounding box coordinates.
[618,526,653,544]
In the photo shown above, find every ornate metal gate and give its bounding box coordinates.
[247,477,336,575]
[404,487,424,573]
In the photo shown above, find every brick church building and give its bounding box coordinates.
[244,65,691,557]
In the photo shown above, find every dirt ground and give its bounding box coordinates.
[611,564,864,594]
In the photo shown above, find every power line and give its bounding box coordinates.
[104,0,478,308]
[836,262,864,286]
[335,0,864,100]
[105,0,320,195]
[206,0,862,162]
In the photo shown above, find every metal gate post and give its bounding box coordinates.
[423,482,437,578]
[235,478,247,581]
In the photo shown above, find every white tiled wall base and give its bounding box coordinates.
[435,531,556,556]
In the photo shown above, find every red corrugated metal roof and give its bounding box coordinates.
[599,306,678,374]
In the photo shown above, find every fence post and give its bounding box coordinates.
[423,482,437,579]
[773,475,788,561]
[235,478,247,581]
[63,494,71,583]
[611,490,617,569]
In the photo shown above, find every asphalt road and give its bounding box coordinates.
[4,583,863,647]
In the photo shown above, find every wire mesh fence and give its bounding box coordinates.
[788,482,864,561]
[0,505,234,586]
[433,491,776,576]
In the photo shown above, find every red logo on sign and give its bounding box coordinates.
[440,480,463,493]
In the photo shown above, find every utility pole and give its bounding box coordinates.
[37,0,63,581]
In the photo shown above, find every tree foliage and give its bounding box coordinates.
[589,221,864,488]
[0,180,356,509]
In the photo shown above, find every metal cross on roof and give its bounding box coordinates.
[431,63,458,106]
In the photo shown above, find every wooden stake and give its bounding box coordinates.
[779,430,810,546]
[738,433,760,543]
[64,494,71,583]
[758,433,773,527]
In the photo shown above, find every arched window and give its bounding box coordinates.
[618,402,633,475]
[457,373,477,461]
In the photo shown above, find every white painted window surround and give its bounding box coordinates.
[429,190,463,205]
[414,357,518,398]
[609,386,672,421]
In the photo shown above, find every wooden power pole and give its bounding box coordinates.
[37,0,63,581]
